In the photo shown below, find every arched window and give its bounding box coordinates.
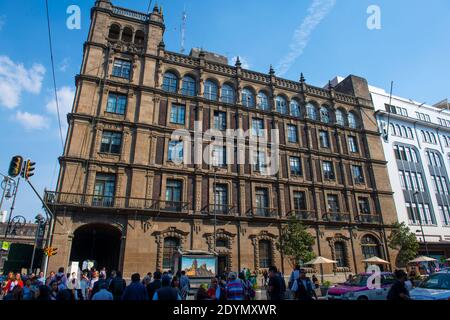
[306,103,317,120]
[122,27,133,42]
[257,91,269,110]
[320,106,331,124]
[401,126,408,137]
[108,24,120,40]
[242,88,255,108]
[361,235,381,259]
[258,240,272,268]
[163,237,180,270]
[395,125,401,136]
[348,112,359,129]
[221,84,235,104]
[389,124,395,136]
[408,128,414,139]
[134,30,145,46]
[430,133,437,144]
[181,75,196,96]
[336,109,345,126]
[204,80,218,101]
[290,100,300,117]
[276,96,287,114]
[162,72,178,93]
[334,242,348,268]
[421,130,426,142]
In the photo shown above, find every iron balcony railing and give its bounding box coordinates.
[201,204,237,216]
[287,210,317,222]
[355,214,382,224]
[246,207,279,218]
[322,212,351,223]
[44,191,189,213]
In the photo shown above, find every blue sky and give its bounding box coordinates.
[0,0,449,220]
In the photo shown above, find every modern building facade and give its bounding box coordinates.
[369,84,450,261]
[45,0,398,279]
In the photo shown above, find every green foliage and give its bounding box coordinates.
[322,281,333,288]
[276,217,316,268]
[388,222,420,267]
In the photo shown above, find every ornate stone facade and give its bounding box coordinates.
[46,0,398,279]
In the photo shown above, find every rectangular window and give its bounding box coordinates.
[410,172,418,191]
[358,197,371,215]
[327,195,339,213]
[253,150,267,173]
[165,179,183,211]
[100,131,122,154]
[405,172,412,190]
[93,174,116,207]
[213,111,227,131]
[290,156,302,176]
[293,191,307,211]
[112,59,132,79]
[417,173,425,192]
[399,171,406,190]
[255,188,269,217]
[251,118,264,137]
[352,165,365,184]
[348,136,358,153]
[170,104,186,124]
[287,125,298,143]
[323,161,335,180]
[212,146,226,167]
[168,140,183,163]
[319,130,330,148]
[214,184,228,214]
[106,93,127,115]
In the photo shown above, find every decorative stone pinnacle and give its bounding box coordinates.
[235,56,242,67]
[300,73,305,83]
[269,65,275,76]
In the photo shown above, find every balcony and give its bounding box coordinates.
[247,207,279,218]
[201,204,236,216]
[287,210,317,222]
[322,212,351,223]
[44,191,189,214]
[355,214,382,224]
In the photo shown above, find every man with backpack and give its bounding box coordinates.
[291,269,317,301]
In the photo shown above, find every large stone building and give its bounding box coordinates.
[45,0,398,279]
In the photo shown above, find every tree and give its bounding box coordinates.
[276,217,316,268]
[388,222,419,267]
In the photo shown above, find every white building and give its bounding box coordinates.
[330,77,450,261]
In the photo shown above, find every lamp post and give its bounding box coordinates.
[0,174,16,217]
[212,149,218,253]
[30,214,46,273]
[413,191,429,256]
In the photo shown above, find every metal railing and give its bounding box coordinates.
[287,210,317,222]
[247,207,279,218]
[44,191,189,213]
[201,204,236,216]
[322,212,351,223]
[355,214,382,224]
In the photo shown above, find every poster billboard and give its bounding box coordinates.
[181,256,216,278]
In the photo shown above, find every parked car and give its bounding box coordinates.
[410,271,450,300]
[326,272,395,300]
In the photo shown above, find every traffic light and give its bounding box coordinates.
[21,159,36,180]
[8,156,23,178]
[44,247,58,257]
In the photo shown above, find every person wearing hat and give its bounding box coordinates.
[226,272,244,300]
[387,270,411,300]
[153,275,181,300]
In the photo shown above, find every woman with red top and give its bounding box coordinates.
[3,273,24,296]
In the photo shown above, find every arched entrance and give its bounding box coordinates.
[70,224,122,271]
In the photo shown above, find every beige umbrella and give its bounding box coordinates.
[305,256,337,284]
[362,256,390,265]
[446,258,450,262]
[408,256,437,263]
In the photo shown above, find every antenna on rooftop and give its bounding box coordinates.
[180,6,187,54]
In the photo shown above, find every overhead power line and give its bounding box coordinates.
[45,0,65,152]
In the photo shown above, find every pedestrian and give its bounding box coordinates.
[262,270,269,287]
[142,272,152,286]
[207,277,226,300]
[37,271,46,286]
[3,272,23,296]
[49,281,59,301]
[153,275,181,300]
[179,270,190,300]
[195,283,210,300]
[226,272,244,300]
[289,265,301,289]
[79,271,90,300]
[109,270,126,301]
[22,278,35,300]
[56,267,67,287]
[267,266,285,301]
[311,274,320,289]
[146,271,162,300]
[239,272,255,300]
[92,282,113,300]
[291,269,317,301]
[46,271,55,286]
[122,273,148,301]
[89,271,99,299]
[36,285,51,301]
[387,270,411,301]
[91,272,107,299]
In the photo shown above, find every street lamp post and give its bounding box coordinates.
[30,214,45,273]
[3,177,20,240]
[413,191,429,256]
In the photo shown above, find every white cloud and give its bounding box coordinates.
[45,86,76,117]
[276,0,336,76]
[230,56,251,69]
[15,111,49,130]
[0,56,46,109]
[58,57,70,72]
